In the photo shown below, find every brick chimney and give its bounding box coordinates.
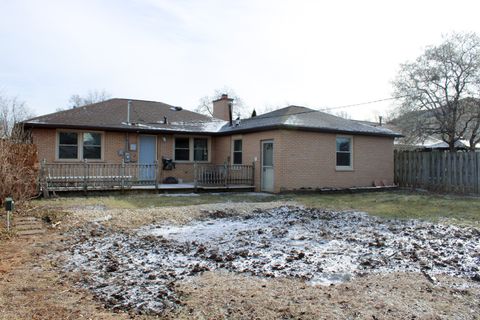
[212,94,233,122]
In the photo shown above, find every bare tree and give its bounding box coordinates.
[0,93,34,141]
[459,97,480,150]
[334,110,352,119]
[68,89,111,109]
[393,32,480,151]
[195,87,250,119]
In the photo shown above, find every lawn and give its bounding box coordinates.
[36,190,480,226]
[294,191,480,226]
[1,189,479,319]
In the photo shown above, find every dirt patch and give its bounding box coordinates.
[170,271,480,319]
[0,233,135,320]
[56,201,290,229]
[60,206,480,316]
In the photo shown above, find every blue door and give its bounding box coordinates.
[138,135,156,180]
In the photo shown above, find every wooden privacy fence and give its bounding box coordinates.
[394,150,480,194]
[194,163,255,187]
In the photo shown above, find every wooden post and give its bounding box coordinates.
[422,152,429,188]
[40,159,49,198]
[251,162,255,187]
[394,150,399,186]
[83,159,88,195]
[120,160,125,192]
[224,162,228,186]
[193,162,198,191]
[476,152,480,194]
[154,160,159,190]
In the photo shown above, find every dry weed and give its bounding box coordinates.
[169,271,480,320]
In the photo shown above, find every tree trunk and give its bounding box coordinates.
[449,140,456,152]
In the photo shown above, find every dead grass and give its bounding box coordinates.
[2,194,480,319]
[35,190,480,227]
[168,271,480,320]
[294,191,480,226]
[35,193,279,210]
[0,233,150,320]
[57,201,289,229]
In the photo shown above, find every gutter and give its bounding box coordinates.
[22,122,403,138]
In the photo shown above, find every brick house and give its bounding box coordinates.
[23,95,401,193]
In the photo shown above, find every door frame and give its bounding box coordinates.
[138,134,158,164]
[260,139,274,192]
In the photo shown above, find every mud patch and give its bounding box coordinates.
[62,206,480,315]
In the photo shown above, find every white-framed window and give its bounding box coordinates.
[232,139,242,164]
[174,136,210,162]
[174,137,190,161]
[58,132,78,159]
[57,131,104,160]
[336,136,353,170]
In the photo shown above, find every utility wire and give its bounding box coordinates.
[320,95,409,111]
[249,95,409,121]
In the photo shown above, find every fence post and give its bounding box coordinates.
[40,159,49,198]
[224,162,228,186]
[120,160,125,192]
[193,162,198,191]
[154,160,159,190]
[83,159,88,195]
[251,161,255,187]
[476,152,480,194]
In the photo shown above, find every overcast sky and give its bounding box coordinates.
[2,0,480,120]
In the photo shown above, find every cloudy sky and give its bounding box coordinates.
[1,0,480,120]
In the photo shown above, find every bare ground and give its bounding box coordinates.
[170,271,480,320]
[0,234,133,320]
[1,199,480,319]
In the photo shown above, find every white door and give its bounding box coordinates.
[261,140,274,192]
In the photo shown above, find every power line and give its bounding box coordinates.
[320,95,409,111]
[250,95,409,121]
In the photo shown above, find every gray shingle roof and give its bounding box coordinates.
[218,106,401,137]
[24,100,401,137]
[24,98,211,131]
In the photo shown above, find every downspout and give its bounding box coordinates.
[125,100,132,162]
[127,100,132,124]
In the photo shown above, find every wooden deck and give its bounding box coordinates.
[39,161,255,195]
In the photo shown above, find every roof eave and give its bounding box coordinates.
[23,122,403,138]
[22,122,214,135]
[217,124,403,138]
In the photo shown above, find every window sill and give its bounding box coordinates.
[174,160,211,164]
[335,166,354,172]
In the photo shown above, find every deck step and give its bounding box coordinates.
[16,229,46,236]
[14,217,38,222]
[15,224,43,231]
[10,216,46,237]
[15,220,42,225]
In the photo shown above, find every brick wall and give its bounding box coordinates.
[276,130,394,191]
[32,128,394,191]
[212,130,394,192]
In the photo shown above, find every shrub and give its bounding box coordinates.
[0,140,38,206]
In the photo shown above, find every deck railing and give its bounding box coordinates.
[39,160,255,194]
[39,160,159,193]
[194,163,255,187]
